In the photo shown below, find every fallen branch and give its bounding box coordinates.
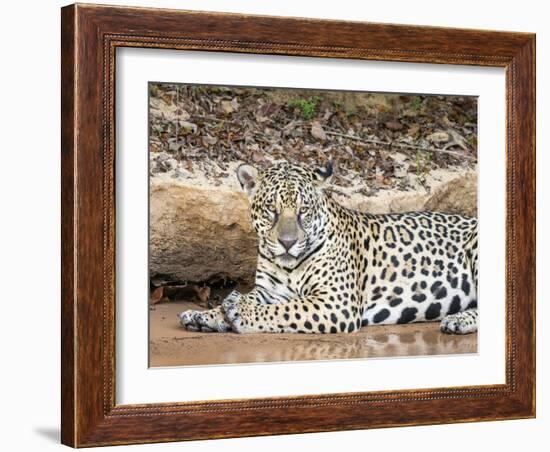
[324,130,477,161]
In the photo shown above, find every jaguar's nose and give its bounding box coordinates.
[278,237,297,251]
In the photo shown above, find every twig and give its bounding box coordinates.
[324,130,476,161]
[189,114,242,127]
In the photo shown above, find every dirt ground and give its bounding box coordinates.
[149,301,477,367]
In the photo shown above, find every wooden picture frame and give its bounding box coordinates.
[61,3,536,447]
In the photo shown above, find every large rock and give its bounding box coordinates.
[424,171,478,217]
[149,181,258,284]
[150,170,477,285]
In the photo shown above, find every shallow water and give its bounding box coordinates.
[149,301,477,367]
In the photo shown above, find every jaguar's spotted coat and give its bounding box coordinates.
[179,161,478,335]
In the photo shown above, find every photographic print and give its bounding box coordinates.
[61,6,536,445]
[148,83,478,367]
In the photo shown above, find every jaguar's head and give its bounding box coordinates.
[237,161,333,270]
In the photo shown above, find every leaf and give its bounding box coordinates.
[195,286,211,304]
[426,131,450,143]
[444,130,470,151]
[251,150,269,164]
[407,124,420,137]
[311,121,327,141]
[202,135,218,146]
[394,164,409,178]
[175,108,191,121]
[180,121,198,134]
[150,287,167,305]
[385,121,403,131]
[230,97,239,111]
[220,100,234,114]
[374,173,386,186]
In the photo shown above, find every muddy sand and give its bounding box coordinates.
[149,301,477,367]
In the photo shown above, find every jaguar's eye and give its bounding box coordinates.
[266,203,277,213]
[299,206,309,215]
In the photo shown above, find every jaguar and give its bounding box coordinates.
[179,161,478,335]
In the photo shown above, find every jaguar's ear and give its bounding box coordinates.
[314,161,333,187]
[236,164,259,197]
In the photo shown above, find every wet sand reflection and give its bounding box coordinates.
[149,301,477,367]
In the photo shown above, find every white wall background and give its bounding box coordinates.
[0,1,546,451]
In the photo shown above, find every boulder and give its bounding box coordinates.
[424,171,477,217]
[149,181,258,285]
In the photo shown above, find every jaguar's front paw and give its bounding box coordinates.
[178,308,231,333]
[221,291,253,333]
[178,310,203,331]
[221,290,242,322]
